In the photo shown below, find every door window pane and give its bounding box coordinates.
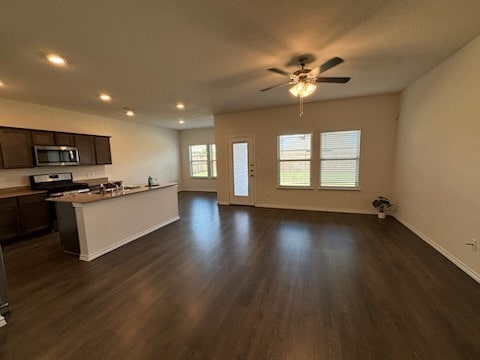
[233,142,248,196]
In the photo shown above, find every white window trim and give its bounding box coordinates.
[277,186,314,190]
[189,144,217,179]
[318,186,360,191]
[319,130,361,190]
[277,133,313,188]
[209,144,217,179]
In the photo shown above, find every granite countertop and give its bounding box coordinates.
[0,186,47,200]
[46,183,177,204]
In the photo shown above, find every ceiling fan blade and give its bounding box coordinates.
[319,57,344,73]
[260,82,293,92]
[315,77,351,83]
[268,68,293,78]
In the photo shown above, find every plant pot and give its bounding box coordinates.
[378,212,386,219]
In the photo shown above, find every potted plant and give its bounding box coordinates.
[372,196,392,219]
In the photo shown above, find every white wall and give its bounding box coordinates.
[215,93,399,213]
[0,98,180,188]
[394,35,480,280]
[179,128,217,192]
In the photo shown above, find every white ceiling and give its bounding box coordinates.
[0,1,479,129]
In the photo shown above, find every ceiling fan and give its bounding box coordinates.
[261,56,350,97]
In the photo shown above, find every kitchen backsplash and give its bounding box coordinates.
[0,166,106,189]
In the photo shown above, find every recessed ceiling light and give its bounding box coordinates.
[46,54,67,65]
[176,103,186,110]
[99,93,112,102]
[0,80,4,87]
[179,120,185,124]
[123,107,135,116]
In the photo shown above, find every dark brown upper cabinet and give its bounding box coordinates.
[32,131,55,146]
[94,136,112,165]
[0,128,33,169]
[54,133,75,147]
[0,127,112,169]
[74,135,96,165]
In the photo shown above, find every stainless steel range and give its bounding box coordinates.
[29,172,90,197]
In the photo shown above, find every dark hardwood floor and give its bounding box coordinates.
[0,192,479,359]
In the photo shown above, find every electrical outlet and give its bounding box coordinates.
[466,238,477,251]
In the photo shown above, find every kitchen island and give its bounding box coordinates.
[48,183,179,261]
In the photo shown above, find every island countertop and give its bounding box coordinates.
[47,183,177,204]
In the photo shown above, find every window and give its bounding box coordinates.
[209,144,217,178]
[189,145,208,177]
[278,134,312,187]
[189,144,217,178]
[320,130,361,188]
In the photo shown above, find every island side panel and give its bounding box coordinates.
[55,202,81,254]
[75,185,179,261]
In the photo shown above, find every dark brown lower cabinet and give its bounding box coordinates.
[0,194,50,242]
[18,194,50,234]
[0,198,21,241]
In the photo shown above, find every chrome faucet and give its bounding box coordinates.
[99,182,116,194]
[99,181,124,195]
[110,182,120,193]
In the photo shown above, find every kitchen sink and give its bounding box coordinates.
[87,188,125,195]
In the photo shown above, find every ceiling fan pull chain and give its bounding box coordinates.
[299,95,304,117]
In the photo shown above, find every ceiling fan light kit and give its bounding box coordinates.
[262,56,350,116]
[288,82,317,98]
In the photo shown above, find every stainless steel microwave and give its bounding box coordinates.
[33,145,80,166]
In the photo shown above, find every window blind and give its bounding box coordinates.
[320,130,361,188]
[278,134,312,186]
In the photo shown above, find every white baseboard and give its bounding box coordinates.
[79,216,180,262]
[394,214,480,284]
[255,202,377,215]
[179,188,217,193]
